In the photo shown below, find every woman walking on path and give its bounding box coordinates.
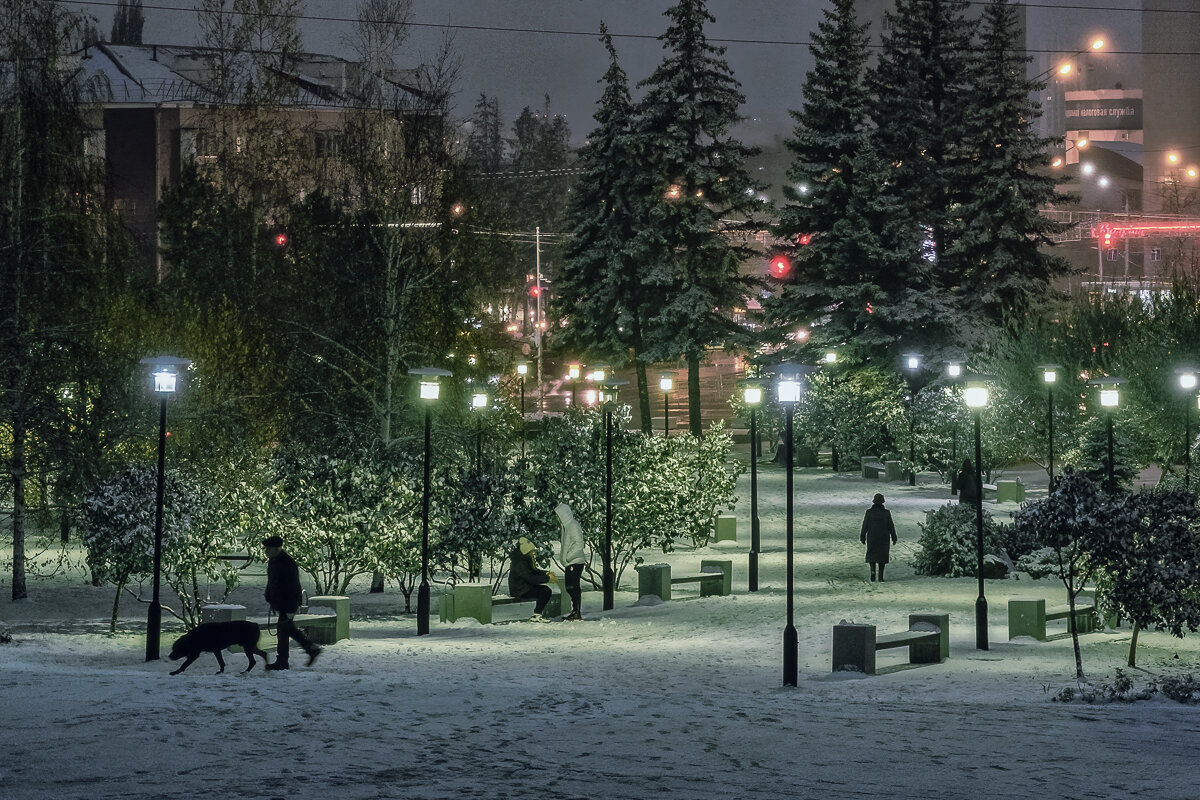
[556,503,587,621]
[860,493,897,582]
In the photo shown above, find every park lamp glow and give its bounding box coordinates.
[659,372,674,394]
[600,378,629,407]
[902,352,922,372]
[964,381,989,409]
[743,382,763,406]
[140,356,192,395]
[567,362,581,381]
[1041,364,1062,384]
[1090,376,1125,408]
[1177,367,1198,391]
[516,359,528,377]
[824,351,837,365]
[946,361,963,379]
[776,368,802,404]
[471,390,488,410]
[590,365,608,382]
[410,366,452,401]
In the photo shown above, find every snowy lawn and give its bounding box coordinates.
[3,451,1200,799]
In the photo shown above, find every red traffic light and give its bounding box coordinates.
[529,285,542,298]
[797,233,812,245]
[274,232,289,247]
[768,254,792,280]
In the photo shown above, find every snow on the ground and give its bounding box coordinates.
[3,453,1200,799]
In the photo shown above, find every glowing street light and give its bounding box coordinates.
[1041,364,1062,490]
[138,355,191,662]
[777,367,802,687]
[659,372,674,437]
[902,353,923,486]
[1177,368,1198,490]
[743,380,764,592]
[964,377,990,651]
[410,366,452,635]
[1091,376,1125,494]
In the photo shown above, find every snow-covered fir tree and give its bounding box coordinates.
[634,0,764,436]
[557,27,661,432]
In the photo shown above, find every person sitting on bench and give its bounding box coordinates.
[509,537,557,622]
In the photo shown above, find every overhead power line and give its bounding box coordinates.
[57,1,1200,59]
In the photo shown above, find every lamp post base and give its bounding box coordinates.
[748,550,759,592]
[145,602,161,661]
[417,582,431,635]
[975,596,989,650]
[783,624,798,686]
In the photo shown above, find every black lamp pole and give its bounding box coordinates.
[783,400,798,686]
[1047,385,1055,491]
[418,404,432,635]
[749,406,760,592]
[1184,399,1191,491]
[145,396,167,662]
[973,408,988,650]
[1106,413,1115,493]
[519,374,526,464]
[603,403,614,610]
[663,390,669,437]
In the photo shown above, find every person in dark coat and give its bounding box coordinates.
[508,537,556,621]
[957,459,980,506]
[262,535,321,670]
[860,493,898,582]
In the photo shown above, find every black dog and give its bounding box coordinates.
[168,620,270,675]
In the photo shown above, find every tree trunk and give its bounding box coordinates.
[10,417,28,601]
[110,578,125,634]
[635,359,651,435]
[1127,622,1141,668]
[687,353,701,437]
[1067,584,1085,680]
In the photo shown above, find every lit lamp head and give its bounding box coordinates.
[824,351,837,365]
[1177,367,1198,392]
[567,362,581,381]
[471,390,488,410]
[1090,376,1125,409]
[600,378,629,408]
[776,368,802,404]
[1041,363,1062,384]
[409,366,453,401]
[516,359,528,377]
[590,365,608,383]
[964,379,990,409]
[139,356,192,396]
[659,372,674,394]
[902,352,922,372]
[742,381,763,407]
[946,361,963,379]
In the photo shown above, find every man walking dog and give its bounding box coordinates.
[262,535,321,670]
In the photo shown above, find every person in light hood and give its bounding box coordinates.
[556,503,587,621]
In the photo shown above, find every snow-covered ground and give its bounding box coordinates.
[4,451,1200,799]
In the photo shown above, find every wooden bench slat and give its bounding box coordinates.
[670,573,723,584]
[875,630,940,649]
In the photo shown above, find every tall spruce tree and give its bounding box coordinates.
[868,0,976,356]
[768,0,920,364]
[557,27,660,432]
[953,0,1071,337]
[110,0,145,45]
[635,0,763,436]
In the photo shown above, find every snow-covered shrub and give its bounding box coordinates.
[911,502,1004,577]
[1155,674,1200,704]
[81,464,201,632]
[1015,547,1062,579]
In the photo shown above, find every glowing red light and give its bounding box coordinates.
[798,234,812,245]
[529,285,541,298]
[274,233,288,247]
[769,255,791,279]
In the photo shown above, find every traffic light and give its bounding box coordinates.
[529,284,542,298]
[797,233,812,246]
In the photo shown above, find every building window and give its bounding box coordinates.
[1107,249,1118,261]
[1151,247,1161,262]
[84,129,106,160]
[313,131,343,159]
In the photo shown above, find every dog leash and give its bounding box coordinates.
[266,608,276,636]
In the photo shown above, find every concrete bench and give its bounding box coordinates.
[440,582,563,624]
[636,560,732,602]
[241,595,350,647]
[861,456,903,481]
[714,514,737,543]
[832,613,949,675]
[1008,597,1097,641]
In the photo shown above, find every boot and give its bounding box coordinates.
[565,610,583,621]
[878,565,886,583]
[265,660,290,671]
[869,567,877,582]
[305,647,322,667]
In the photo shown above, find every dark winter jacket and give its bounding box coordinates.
[265,550,304,613]
[860,504,897,564]
[508,546,550,599]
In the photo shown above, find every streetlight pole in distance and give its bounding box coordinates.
[1041,364,1061,491]
[776,367,802,687]
[1177,368,1198,490]
[410,366,452,635]
[659,372,674,437]
[1091,377,1125,494]
[138,355,191,662]
[600,378,629,611]
[902,353,923,486]
[516,360,528,463]
[471,387,489,470]
[963,377,990,651]
[946,361,963,496]
[567,362,581,408]
[742,379,763,592]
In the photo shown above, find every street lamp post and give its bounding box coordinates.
[471,387,488,470]
[659,372,674,437]
[903,353,923,486]
[946,362,963,496]
[600,378,628,611]
[1041,364,1061,490]
[1092,377,1124,494]
[410,366,452,635]
[743,381,763,592]
[1177,368,1197,490]
[138,355,191,662]
[964,379,990,651]
[777,368,802,687]
[516,360,528,463]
